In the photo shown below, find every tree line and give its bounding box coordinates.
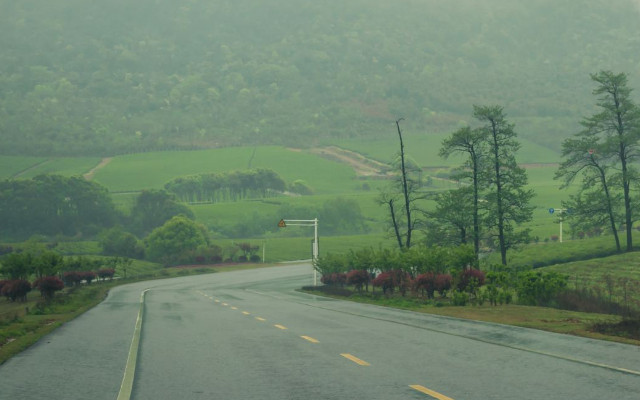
[2,1,639,156]
[164,168,287,203]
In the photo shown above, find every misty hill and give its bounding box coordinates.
[1,0,639,156]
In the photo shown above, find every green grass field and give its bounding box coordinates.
[335,132,561,166]
[0,156,101,180]
[92,146,370,194]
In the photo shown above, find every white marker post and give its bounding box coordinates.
[278,218,319,285]
[548,208,567,243]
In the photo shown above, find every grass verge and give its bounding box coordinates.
[301,287,640,346]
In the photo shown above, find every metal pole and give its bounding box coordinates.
[313,218,318,286]
[560,219,563,243]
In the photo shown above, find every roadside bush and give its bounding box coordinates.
[321,272,346,286]
[250,254,261,262]
[414,273,436,299]
[32,276,64,300]
[63,271,82,286]
[434,274,453,298]
[346,270,369,292]
[516,271,568,306]
[81,271,96,285]
[457,269,485,292]
[372,272,395,295]
[1,280,32,302]
[451,290,469,306]
[97,268,115,280]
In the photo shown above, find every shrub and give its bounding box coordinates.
[321,272,346,286]
[516,271,568,306]
[33,276,65,300]
[250,254,261,262]
[81,271,96,285]
[1,280,32,302]
[550,235,559,242]
[414,273,436,299]
[372,272,395,295]
[63,271,81,286]
[451,290,469,306]
[97,268,115,280]
[457,269,486,292]
[346,270,369,292]
[434,274,453,297]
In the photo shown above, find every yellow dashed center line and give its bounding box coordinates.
[255,317,266,321]
[340,353,370,366]
[300,336,319,343]
[214,299,220,303]
[242,311,250,315]
[274,324,288,330]
[410,385,455,400]
[222,303,228,306]
[231,306,238,310]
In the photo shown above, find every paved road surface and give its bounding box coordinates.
[1,263,639,399]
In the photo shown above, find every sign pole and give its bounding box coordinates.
[278,218,320,285]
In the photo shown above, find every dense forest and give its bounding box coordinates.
[1,0,639,156]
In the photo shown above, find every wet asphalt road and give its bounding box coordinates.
[1,262,639,399]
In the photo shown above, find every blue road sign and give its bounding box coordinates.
[549,208,555,214]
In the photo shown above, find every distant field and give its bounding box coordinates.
[0,156,100,179]
[2,146,579,241]
[336,132,561,166]
[92,146,371,194]
[0,156,46,179]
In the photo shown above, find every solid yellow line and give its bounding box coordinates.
[274,324,288,330]
[255,317,266,321]
[410,385,455,400]
[301,336,319,343]
[242,311,250,315]
[340,353,370,366]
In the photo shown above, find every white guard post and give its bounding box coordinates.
[279,218,319,285]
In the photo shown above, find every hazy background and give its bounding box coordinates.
[1,0,639,156]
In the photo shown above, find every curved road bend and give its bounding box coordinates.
[1,263,639,399]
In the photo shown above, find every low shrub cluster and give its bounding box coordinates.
[312,245,593,309]
[0,279,32,302]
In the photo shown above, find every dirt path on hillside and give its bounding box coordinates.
[309,146,392,178]
[83,157,113,180]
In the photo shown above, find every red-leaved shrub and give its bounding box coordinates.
[372,272,395,295]
[457,269,486,292]
[97,268,115,280]
[346,270,370,292]
[1,280,32,302]
[321,272,347,286]
[435,274,453,297]
[414,273,436,298]
[33,276,65,300]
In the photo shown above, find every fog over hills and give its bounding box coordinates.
[1,0,639,156]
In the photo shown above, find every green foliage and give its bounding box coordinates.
[164,168,286,203]
[289,180,314,195]
[145,215,210,264]
[2,1,639,156]
[98,227,144,258]
[129,189,194,236]
[0,175,118,239]
[516,271,569,306]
